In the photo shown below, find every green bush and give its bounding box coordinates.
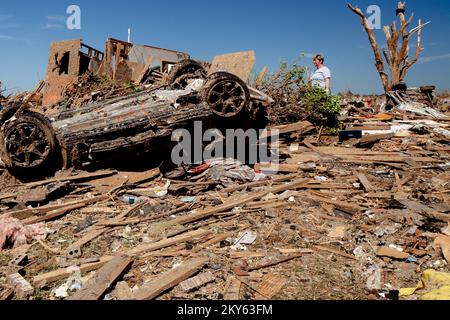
[301,86,342,132]
[259,60,342,133]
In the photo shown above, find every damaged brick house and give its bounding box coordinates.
[42,38,190,106]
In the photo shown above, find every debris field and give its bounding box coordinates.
[0,33,449,301]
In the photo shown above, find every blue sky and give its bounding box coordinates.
[1,0,449,94]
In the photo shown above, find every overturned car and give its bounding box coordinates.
[0,63,271,177]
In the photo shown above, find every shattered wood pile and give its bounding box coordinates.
[49,73,139,112]
[0,94,449,300]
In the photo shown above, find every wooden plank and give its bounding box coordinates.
[255,66,267,85]
[0,193,15,201]
[305,191,364,212]
[179,272,215,292]
[134,56,153,84]
[260,121,315,139]
[172,178,310,226]
[128,168,160,185]
[23,203,88,225]
[314,245,357,260]
[7,195,108,220]
[346,125,391,131]
[128,229,210,256]
[220,174,298,194]
[68,255,133,300]
[313,147,400,156]
[356,172,375,192]
[396,198,450,222]
[208,51,255,82]
[254,163,299,173]
[359,133,395,145]
[0,288,14,300]
[254,274,287,300]
[132,258,208,300]
[24,170,117,188]
[248,253,303,271]
[223,276,241,300]
[366,192,394,199]
[376,247,409,260]
[192,232,235,253]
[33,256,115,288]
[337,155,441,163]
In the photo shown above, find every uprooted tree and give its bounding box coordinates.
[348,2,429,92]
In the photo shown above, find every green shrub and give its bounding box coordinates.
[301,86,342,132]
[260,60,342,132]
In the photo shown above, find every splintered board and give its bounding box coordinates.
[208,51,256,82]
[254,274,288,300]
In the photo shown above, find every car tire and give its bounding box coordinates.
[201,72,250,118]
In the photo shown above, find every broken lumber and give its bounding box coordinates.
[33,256,115,288]
[24,170,117,188]
[356,172,375,192]
[254,274,287,300]
[23,203,88,225]
[7,273,34,298]
[8,195,108,220]
[173,178,310,225]
[220,173,298,194]
[0,288,14,300]
[248,253,303,271]
[68,255,133,300]
[223,276,241,300]
[396,198,450,222]
[260,121,315,139]
[132,258,208,300]
[128,229,210,256]
[314,245,357,260]
[359,133,395,145]
[179,271,215,292]
[305,191,364,212]
[376,247,409,260]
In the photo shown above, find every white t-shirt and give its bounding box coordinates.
[310,66,331,89]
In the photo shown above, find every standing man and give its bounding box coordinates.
[309,54,331,94]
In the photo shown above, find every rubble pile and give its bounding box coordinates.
[0,35,449,301]
[51,73,141,111]
[0,89,448,300]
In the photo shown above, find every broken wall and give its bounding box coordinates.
[43,40,104,106]
[43,40,83,106]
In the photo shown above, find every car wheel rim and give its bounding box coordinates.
[207,80,246,117]
[5,122,51,168]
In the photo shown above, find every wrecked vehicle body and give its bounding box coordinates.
[0,70,271,176]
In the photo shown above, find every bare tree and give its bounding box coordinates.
[348,2,428,92]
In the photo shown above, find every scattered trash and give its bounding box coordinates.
[207,158,256,184]
[231,231,257,251]
[120,195,150,205]
[180,196,196,203]
[53,268,84,298]
[365,264,382,291]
